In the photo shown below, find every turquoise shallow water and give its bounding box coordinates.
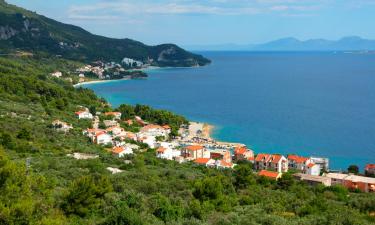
[82,51,375,171]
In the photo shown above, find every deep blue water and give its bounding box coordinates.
[82,51,375,170]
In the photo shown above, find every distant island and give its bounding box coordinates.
[186,36,375,51]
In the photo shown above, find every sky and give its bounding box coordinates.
[6,0,375,46]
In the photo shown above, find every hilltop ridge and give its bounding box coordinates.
[0,0,210,67]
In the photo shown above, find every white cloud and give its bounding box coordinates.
[68,14,120,21]
[67,0,327,20]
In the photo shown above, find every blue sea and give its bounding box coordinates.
[82,51,375,170]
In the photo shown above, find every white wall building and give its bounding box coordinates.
[122,57,143,67]
[75,111,93,119]
[50,71,62,78]
[140,124,170,137]
[96,133,112,145]
[112,146,133,157]
[310,157,330,172]
[138,135,157,148]
[52,120,73,132]
[305,163,321,176]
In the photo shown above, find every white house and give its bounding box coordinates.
[84,128,105,140]
[104,112,122,120]
[215,160,235,169]
[156,146,181,160]
[75,111,93,119]
[138,135,157,148]
[194,158,216,167]
[122,57,143,67]
[310,157,330,172]
[51,120,73,132]
[95,133,112,145]
[140,124,170,137]
[50,71,62,78]
[112,146,133,157]
[305,163,321,176]
[181,145,210,161]
[106,126,124,137]
[288,155,311,172]
[156,147,172,160]
[234,146,254,161]
[255,154,288,173]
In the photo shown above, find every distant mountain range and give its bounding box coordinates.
[186,36,375,51]
[0,0,210,67]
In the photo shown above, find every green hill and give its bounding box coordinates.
[0,55,374,224]
[0,0,210,67]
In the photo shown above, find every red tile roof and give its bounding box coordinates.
[126,132,135,136]
[194,158,211,164]
[234,146,247,155]
[141,124,163,131]
[112,147,124,154]
[157,147,167,153]
[75,111,86,115]
[185,145,204,151]
[271,155,283,164]
[307,163,316,168]
[219,160,233,168]
[255,153,271,162]
[366,164,375,170]
[105,112,121,116]
[86,128,101,133]
[288,155,309,163]
[95,131,107,137]
[259,170,280,179]
[106,126,122,132]
[162,125,171,129]
[255,154,285,164]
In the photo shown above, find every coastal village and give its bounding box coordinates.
[54,104,375,194]
[50,57,150,84]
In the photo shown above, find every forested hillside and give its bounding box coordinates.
[0,1,210,67]
[0,55,374,225]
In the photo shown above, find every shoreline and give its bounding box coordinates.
[73,66,165,87]
[78,79,361,170]
[73,78,127,87]
[191,122,245,147]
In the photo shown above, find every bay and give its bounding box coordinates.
[82,51,375,170]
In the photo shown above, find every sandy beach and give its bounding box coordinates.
[73,79,125,87]
[188,122,214,139]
